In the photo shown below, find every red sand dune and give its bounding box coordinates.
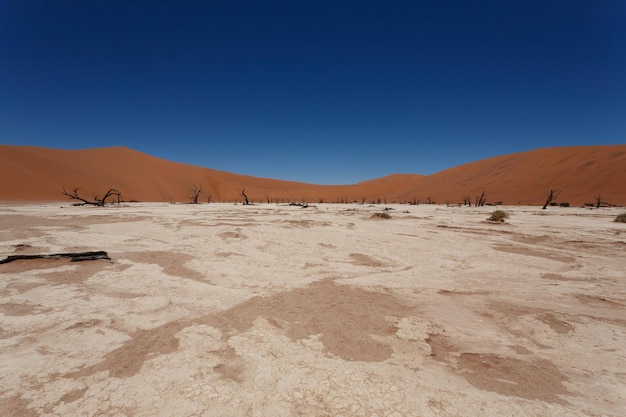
[1,145,625,206]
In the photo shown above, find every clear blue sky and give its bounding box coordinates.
[1,1,625,184]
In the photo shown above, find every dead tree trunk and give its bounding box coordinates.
[475,191,486,207]
[541,189,561,209]
[1,251,111,264]
[62,186,121,206]
[189,185,202,204]
[240,188,250,205]
[596,195,602,209]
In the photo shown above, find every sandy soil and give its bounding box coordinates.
[1,202,624,417]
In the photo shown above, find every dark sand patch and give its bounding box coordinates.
[0,302,51,316]
[348,253,385,268]
[492,243,576,263]
[66,320,186,379]
[2,395,38,417]
[536,313,574,334]
[457,353,569,404]
[427,334,570,404]
[120,251,208,283]
[209,280,413,362]
[1,257,110,287]
[57,387,88,405]
[218,230,248,241]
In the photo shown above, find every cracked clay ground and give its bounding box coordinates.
[1,203,625,416]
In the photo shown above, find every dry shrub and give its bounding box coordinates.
[614,213,626,223]
[372,212,391,219]
[487,210,509,222]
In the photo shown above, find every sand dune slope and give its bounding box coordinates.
[1,145,624,205]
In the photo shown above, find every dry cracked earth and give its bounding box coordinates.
[1,203,625,416]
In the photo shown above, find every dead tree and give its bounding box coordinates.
[462,195,471,206]
[1,251,111,264]
[541,188,561,209]
[189,185,202,204]
[62,186,121,206]
[596,194,602,209]
[206,194,212,204]
[474,191,486,207]
[240,188,250,205]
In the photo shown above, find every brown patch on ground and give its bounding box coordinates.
[541,273,579,281]
[121,251,208,282]
[212,346,245,382]
[437,289,491,297]
[514,235,553,245]
[281,220,314,228]
[427,334,570,404]
[574,294,624,307]
[536,313,574,334]
[492,243,576,263]
[57,387,88,404]
[65,320,187,379]
[0,256,111,287]
[348,253,385,267]
[508,345,532,354]
[218,230,248,241]
[425,333,456,360]
[457,353,569,404]
[2,395,38,417]
[209,280,412,362]
[0,302,50,316]
[65,319,100,331]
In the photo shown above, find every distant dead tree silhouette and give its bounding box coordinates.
[62,186,121,206]
[189,185,202,204]
[240,188,250,205]
[541,188,561,209]
[595,194,606,208]
[462,195,471,206]
[474,191,486,207]
[206,194,212,204]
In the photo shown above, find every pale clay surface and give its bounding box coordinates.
[0,203,624,417]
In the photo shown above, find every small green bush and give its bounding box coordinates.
[614,213,626,223]
[487,210,509,222]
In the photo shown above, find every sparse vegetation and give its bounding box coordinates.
[614,213,626,223]
[559,202,570,207]
[487,210,509,222]
[372,212,391,219]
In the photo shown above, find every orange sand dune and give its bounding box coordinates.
[1,145,624,205]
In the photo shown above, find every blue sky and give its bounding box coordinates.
[1,1,625,184]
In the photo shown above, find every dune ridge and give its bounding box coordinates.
[1,144,624,205]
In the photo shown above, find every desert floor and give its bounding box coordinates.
[1,203,625,417]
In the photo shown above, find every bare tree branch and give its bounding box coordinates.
[62,186,121,206]
[542,188,561,209]
[240,188,250,205]
[189,184,202,204]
